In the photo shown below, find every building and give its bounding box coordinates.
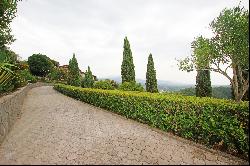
[59,65,97,80]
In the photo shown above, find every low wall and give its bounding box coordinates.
[0,82,52,144]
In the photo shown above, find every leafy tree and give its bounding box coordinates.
[50,59,59,67]
[0,0,19,49]
[146,53,158,93]
[47,67,68,83]
[196,70,212,97]
[191,37,212,97]
[82,66,94,88]
[0,48,18,63]
[121,36,135,83]
[28,54,53,77]
[178,5,249,102]
[67,53,81,86]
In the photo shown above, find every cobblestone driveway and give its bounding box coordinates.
[0,86,248,165]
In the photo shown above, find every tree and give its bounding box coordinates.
[178,5,249,102]
[28,54,53,77]
[82,66,94,88]
[0,0,19,49]
[121,36,135,83]
[67,53,81,86]
[196,70,212,97]
[50,59,59,67]
[146,53,158,93]
[191,37,212,97]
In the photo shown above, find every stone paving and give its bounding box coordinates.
[0,86,248,165]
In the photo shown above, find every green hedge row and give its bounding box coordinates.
[54,83,249,158]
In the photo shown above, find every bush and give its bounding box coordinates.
[93,80,115,90]
[18,69,37,83]
[28,54,54,77]
[47,67,68,83]
[54,83,249,159]
[118,81,144,92]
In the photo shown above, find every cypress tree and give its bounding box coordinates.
[146,53,158,93]
[195,69,212,97]
[121,37,135,83]
[67,53,81,86]
[82,66,94,88]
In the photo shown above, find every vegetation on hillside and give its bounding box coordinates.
[177,86,233,99]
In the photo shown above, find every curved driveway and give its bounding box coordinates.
[0,86,247,165]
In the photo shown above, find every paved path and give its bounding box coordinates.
[0,86,247,165]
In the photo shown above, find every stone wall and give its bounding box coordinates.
[0,82,52,144]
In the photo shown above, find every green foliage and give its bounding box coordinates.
[50,59,59,67]
[178,86,233,99]
[0,48,18,63]
[118,81,144,92]
[178,5,249,102]
[196,70,212,97]
[0,62,14,87]
[121,37,135,83]
[28,54,53,77]
[0,0,19,48]
[47,67,68,83]
[93,80,115,90]
[18,69,37,83]
[146,53,158,93]
[178,87,196,96]
[67,53,81,86]
[82,66,94,88]
[54,83,249,158]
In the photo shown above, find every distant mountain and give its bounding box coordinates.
[99,76,195,91]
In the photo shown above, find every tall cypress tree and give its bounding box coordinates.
[121,37,135,83]
[67,53,81,86]
[195,69,212,97]
[82,66,94,88]
[146,53,158,93]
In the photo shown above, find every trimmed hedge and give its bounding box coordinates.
[54,83,249,158]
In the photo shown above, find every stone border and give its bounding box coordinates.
[0,82,52,144]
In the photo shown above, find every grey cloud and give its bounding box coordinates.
[10,0,249,85]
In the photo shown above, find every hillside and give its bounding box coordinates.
[177,86,233,99]
[100,76,194,91]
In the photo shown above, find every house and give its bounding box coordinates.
[59,65,97,80]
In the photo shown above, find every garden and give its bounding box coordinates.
[0,0,249,161]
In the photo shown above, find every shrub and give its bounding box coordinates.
[47,67,68,83]
[118,81,144,92]
[93,80,115,90]
[54,83,249,159]
[18,69,37,83]
[28,54,53,77]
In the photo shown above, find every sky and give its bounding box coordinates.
[9,0,249,85]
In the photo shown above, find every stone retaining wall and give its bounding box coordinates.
[0,82,52,144]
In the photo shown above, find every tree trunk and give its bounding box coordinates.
[231,65,249,102]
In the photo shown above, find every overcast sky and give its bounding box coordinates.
[9,0,249,85]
